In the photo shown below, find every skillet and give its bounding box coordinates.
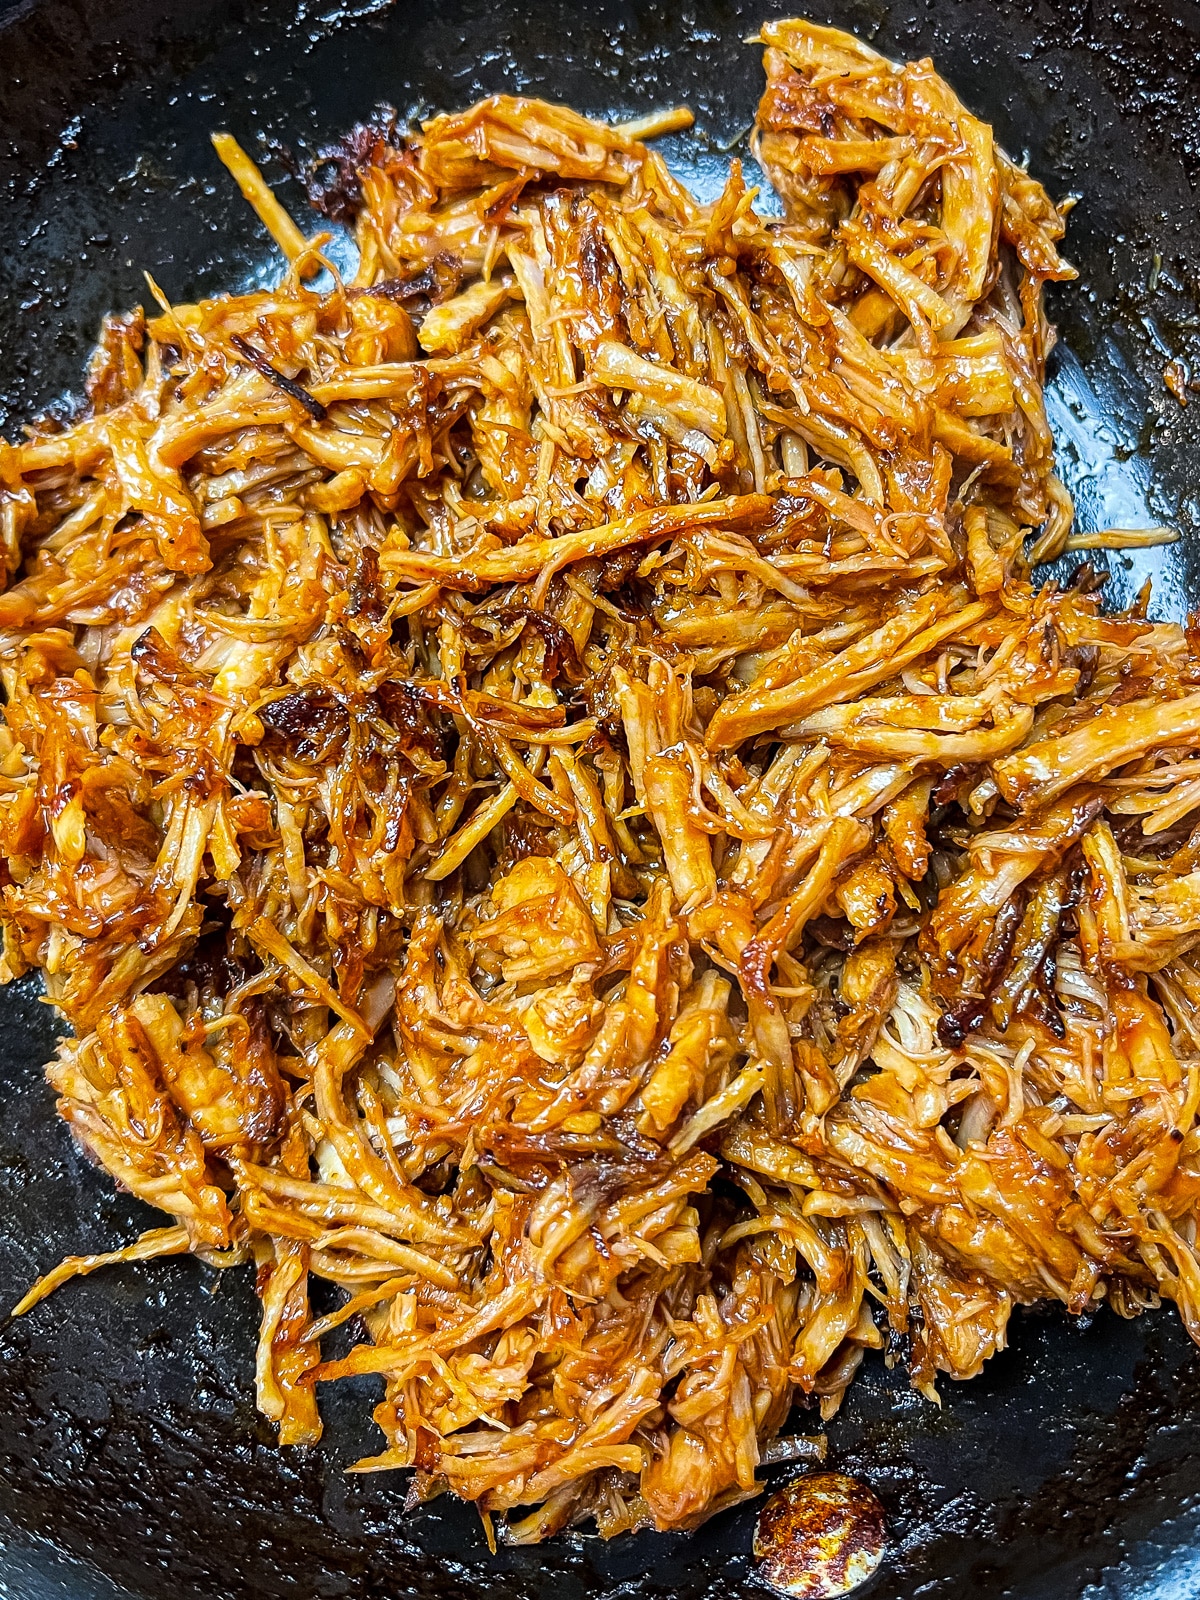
[1,1,1200,1595]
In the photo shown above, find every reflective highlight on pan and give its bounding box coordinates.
[754,1471,887,1598]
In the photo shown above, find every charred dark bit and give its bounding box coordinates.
[979,891,1027,991]
[346,546,388,626]
[1026,952,1066,1038]
[1066,641,1100,696]
[305,109,401,223]
[933,763,974,806]
[502,812,558,863]
[1066,561,1108,595]
[130,626,203,686]
[349,254,466,311]
[497,607,585,682]
[373,679,444,761]
[258,687,350,762]
[936,997,987,1051]
[230,333,327,421]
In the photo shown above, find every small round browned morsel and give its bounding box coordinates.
[753,1471,886,1598]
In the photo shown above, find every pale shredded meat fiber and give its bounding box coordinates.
[3,16,1199,1545]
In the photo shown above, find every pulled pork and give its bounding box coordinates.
[3,16,1198,1543]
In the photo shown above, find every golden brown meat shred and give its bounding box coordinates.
[3,16,1199,1542]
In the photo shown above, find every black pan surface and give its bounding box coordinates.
[2,2,1200,1596]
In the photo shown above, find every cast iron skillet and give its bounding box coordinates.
[2,1,1200,1596]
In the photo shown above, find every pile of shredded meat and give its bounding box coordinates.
[3,16,1199,1544]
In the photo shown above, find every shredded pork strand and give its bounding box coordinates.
[4,16,1200,1543]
